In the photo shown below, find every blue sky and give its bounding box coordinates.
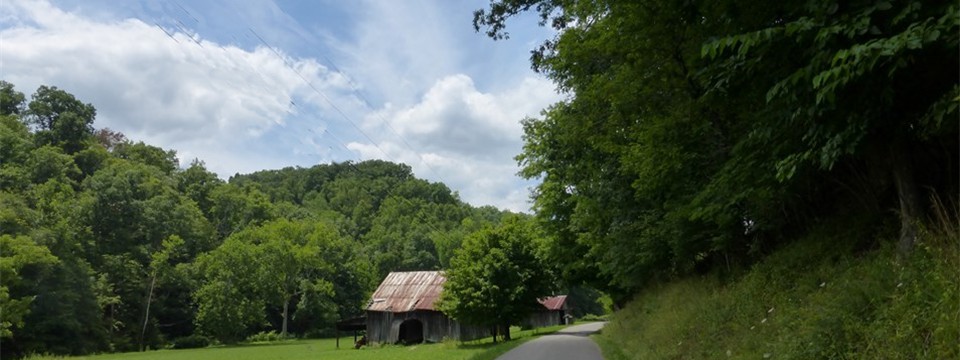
[0,0,563,212]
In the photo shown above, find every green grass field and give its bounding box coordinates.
[24,325,571,360]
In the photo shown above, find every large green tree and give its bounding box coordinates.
[0,235,59,338]
[193,219,357,342]
[25,85,96,154]
[439,216,555,342]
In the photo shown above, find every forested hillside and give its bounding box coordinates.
[473,0,958,357]
[0,81,514,356]
[476,0,958,303]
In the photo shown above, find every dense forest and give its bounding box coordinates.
[0,81,535,356]
[475,0,958,304]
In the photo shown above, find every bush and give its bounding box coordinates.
[246,330,288,343]
[596,218,960,359]
[580,314,609,322]
[171,335,210,349]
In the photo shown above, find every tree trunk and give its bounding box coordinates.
[282,299,290,338]
[891,145,922,255]
[140,271,157,352]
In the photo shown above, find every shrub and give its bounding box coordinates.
[580,314,609,322]
[171,335,210,349]
[246,330,288,343]
[596,217,960,359]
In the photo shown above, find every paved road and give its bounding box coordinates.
[497,322,606,360]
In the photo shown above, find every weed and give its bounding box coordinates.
[597,217,959,359]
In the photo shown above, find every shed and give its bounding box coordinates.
[524,295,571,328]
[334,316,366,348]
[365,271,488,344]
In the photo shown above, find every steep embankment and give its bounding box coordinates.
[595,219,959,359]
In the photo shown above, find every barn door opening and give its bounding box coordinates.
[398,319,424,344]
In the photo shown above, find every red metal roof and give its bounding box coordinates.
[366,271,446,313]
[539,295,567,310]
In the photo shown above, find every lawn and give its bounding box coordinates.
[25,325,571,360]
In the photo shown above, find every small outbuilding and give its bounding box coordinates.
[364,271,488,344]
[524,295,571,328]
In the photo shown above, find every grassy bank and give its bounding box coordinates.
[598,221,959,359]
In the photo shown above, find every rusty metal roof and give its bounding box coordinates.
[366,271,446,313]
[539,295,567,311]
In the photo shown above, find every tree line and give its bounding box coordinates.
[0,81,530,356]
[473,0,958,305]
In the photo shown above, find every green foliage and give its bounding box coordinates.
[193,219,359,343]
[112,141,179,174]
[596,224,959,359]
[439,216,556,340]
[245,330,288,343]
[477,0,959,303]
[0,80,26,115]
[193,237,266,344]
[25,85,96,154]
[0,234,59,338]
[0,81,520,357]
[170,334,210,349]
[209,183,275,239]
[177,160,223,215]
[578,314,608,322]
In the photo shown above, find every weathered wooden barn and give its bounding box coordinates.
[365,271,488,344]
[524,295,571,328]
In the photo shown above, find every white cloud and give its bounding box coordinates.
[0,0,349,176]
[351,74,560,212]
[0,0,562,212]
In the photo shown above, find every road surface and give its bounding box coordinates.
[497,322,606,360]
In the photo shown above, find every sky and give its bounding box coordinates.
[0,0,563,212]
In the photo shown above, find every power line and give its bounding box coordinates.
[255,11,454,189]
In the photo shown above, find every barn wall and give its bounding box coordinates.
[458,321,489,341]
[366,311,393,343]
[523,310,563,328]
[366,310,488,343]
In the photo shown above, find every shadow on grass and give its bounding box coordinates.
[456,326,567,350]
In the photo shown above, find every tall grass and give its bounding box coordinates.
[599,212,959,359]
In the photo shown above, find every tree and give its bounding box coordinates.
[112,141,179,175]
[474,0,959,302]
[0,78,528,354]
[193,219,348,341]
[439,216,555,342]
[208,184,275,239]
[237,219,338,337]
[25,85,96,154]
[0,235,59,338]
[0,81,25,116]
[0,114,34,191]
[700,0,959,254]
[193,238,264,344]
[178,159,223,216]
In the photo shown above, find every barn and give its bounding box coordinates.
[364,271,488,344]
[524,295,571,328]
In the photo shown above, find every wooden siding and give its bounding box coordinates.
[523,310,565,328]
[365,310,487,343]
